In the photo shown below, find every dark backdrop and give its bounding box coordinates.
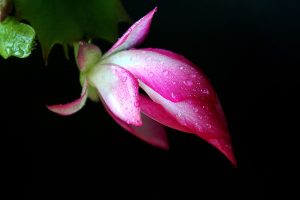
[1,0,299,199]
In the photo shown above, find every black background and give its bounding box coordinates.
[1,0,299,199]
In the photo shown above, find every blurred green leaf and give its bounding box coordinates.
[14,0,130,60]
[0,17,35,59]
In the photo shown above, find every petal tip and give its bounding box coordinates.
[156,140,170,150]
[208,138,237,167]
[151,6,158,14]
[46,81,88,116]
[104,7,157,56]
[46,104,71,116]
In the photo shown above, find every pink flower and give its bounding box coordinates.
[47,7,236,166]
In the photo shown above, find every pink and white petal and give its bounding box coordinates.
[104,7,157,57]
[88,63,141,126]
[102,48,216,103]
[139,95,192,133]
[47,79,88,116]
[207,137,236,167]
[103,102,169,149]
[140,82,236,165]
[77,41,102,72]
[132,114,169,149]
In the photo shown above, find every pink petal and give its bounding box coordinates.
[77,41,102,72]
[47,79,88,116]
[139,95,192,133]
[104,102,169,149]
[102,48,216,103]
[140,82,236,166]
[104,7,157,57]
[88,64,141,126]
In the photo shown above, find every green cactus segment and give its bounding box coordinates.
[14,0,130,61]
[0,17,35,59]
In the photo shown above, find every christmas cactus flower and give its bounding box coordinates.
[47,7,236,166]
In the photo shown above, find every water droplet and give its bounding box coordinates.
[190,74,197,78]
[171,92,176,99]
[194,123,203,132]
[183,79,193,86]
[193,107,199,113]
[179,66,184,70]
[172,81,176,85]
[202,105,209,110]
[205,123,212,129]
[122,76,127,82]
[201,88,209,95]
[163,70,169,76]
[126,120,131,124]
[149,72,154,77]
[146,56,152,61]
[134,101,140,107]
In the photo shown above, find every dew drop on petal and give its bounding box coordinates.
[149,72,154,77]
[171,92,176,99]
[134,101,140,107]
[183,79,193,86]
[194,123,203,132]
[190,74,197,78]
[202,105,209,111]
[205,123,212,129]
[193,107,199,113]
[200,88,210,95]
[163,70,169,76]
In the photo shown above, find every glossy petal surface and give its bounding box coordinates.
[102,48,216,103]
[88,64,141,126]
[140,82,236,165]
[139,95,191,133]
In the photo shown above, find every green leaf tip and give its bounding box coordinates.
[0,17,36,59]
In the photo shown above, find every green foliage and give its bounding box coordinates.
[14,0,130,60]
[0,17,35,59]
